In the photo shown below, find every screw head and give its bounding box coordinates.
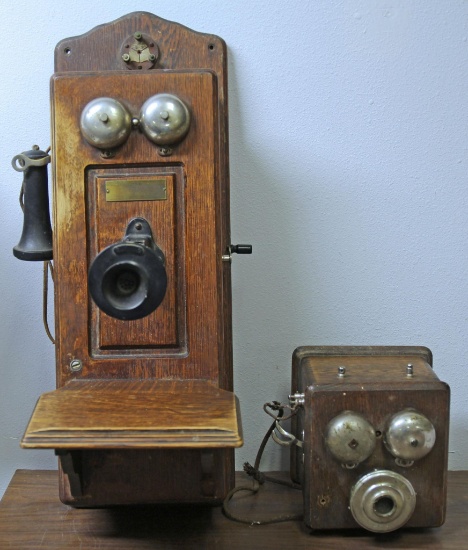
[122,53,130,62]
[158,146,173,157]
[70,359,82,372]
[134,32,142,40]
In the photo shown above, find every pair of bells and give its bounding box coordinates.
[325,409,436,469]
[80,94,190,149]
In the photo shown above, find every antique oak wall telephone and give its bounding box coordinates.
[12,12,449,534]
[12,12,251,506]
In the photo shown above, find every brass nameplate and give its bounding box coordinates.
[105,179,167,202]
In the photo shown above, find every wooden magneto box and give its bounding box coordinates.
[290,346,450,533]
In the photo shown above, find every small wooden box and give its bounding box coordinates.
[290,346,450,532]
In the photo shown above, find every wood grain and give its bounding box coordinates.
[21,380,242,449]
[52,11,233,390]
[52,70,221,384]
[290,346,450,530]
[1,469,468,549]
[291,346,434,481]
[88,170,182,352]
[23,13,238,506]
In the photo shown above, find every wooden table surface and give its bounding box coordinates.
[0,469,467,549]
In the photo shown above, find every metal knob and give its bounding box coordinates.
[140,94,191,145]
[222,244,253,263]
[80,97,132,149]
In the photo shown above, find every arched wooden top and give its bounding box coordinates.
[55,11,226,76]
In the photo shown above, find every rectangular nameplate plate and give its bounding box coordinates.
[105,179,168,202]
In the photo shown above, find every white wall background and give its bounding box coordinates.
[0,1,467,498]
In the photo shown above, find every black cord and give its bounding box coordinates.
[222,402,303,525]
[43,260,55,344]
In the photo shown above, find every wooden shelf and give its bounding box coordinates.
[21,379,242,449]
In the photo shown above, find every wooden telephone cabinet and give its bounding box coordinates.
[290,346,450,532]
[18,12,248,506]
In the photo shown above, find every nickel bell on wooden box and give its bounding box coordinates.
[12,12,251,506]
[289,346,450,533]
